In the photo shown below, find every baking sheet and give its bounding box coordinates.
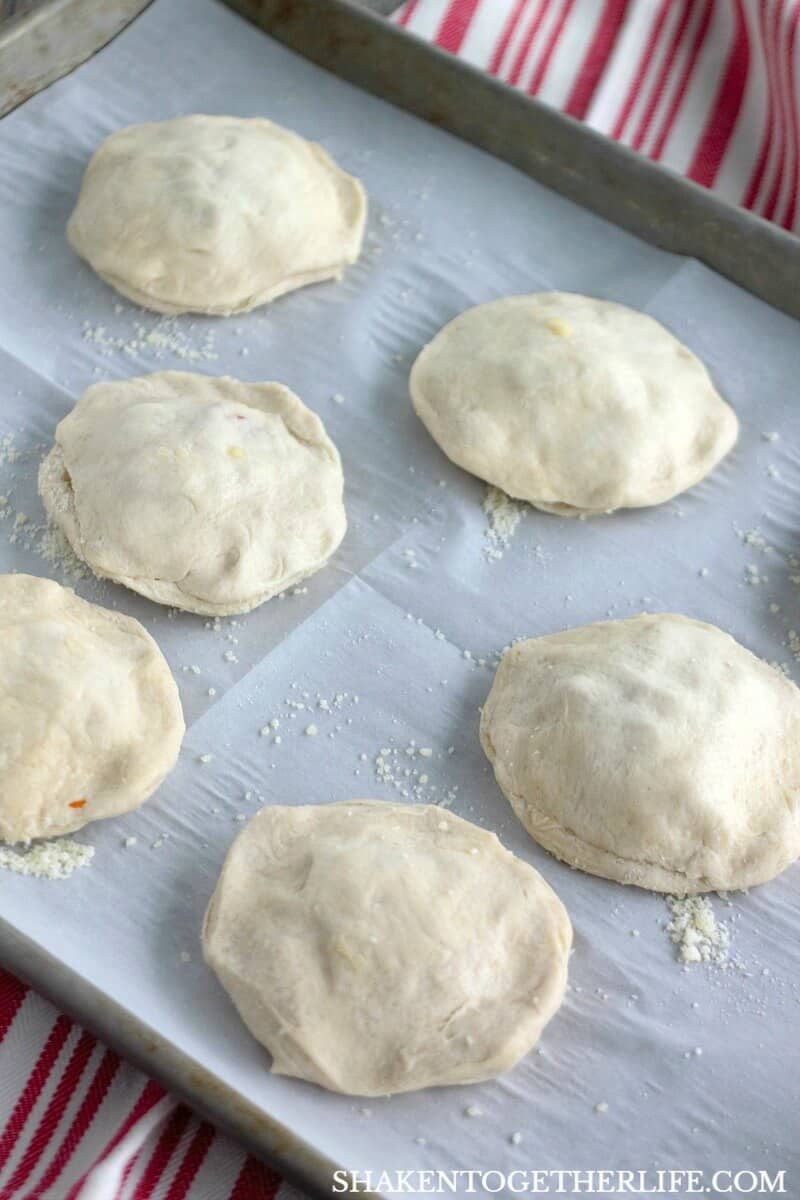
[1,0,799,1193]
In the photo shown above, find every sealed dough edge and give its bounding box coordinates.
[39,445,340,616]
[480,613,800,895]
[410,293,739,516]
[81,260,358,318]
[66,117,367,316]
[202,801,572,1096]
[38,372,348,617]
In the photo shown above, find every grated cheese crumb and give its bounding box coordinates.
[0,433,21,466]
[482,486,524,561]
[666,895,730,966]
[82,315,217,364]
[0,838,94,880]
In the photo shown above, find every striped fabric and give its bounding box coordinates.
[2,3,798,1198]
[396,0,800,233]
[0,969,286,1200]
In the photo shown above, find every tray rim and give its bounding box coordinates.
[0,917,378,1199]
[0,0,152,116]
[1,3,798,1197]
[227,0,800,323]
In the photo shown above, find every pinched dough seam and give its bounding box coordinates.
[413,368,734,515]
[115,560,329,615]
[228,963,556,1095]
[481,723,718,889]
[94,258,353,317]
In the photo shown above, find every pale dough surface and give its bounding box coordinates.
[67,115,366,315]
[0,574,184,844]
[410,293,738,515]
[481,613,800,894]
[203,801,571,1096]
[39,371,347,616]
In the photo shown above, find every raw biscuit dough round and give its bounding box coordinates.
[67,115,367,315]
[480,613,800,894]
[0,574,184,844]
[202,801,572,1096]
[410,293,738,516]
[39,371,347,616]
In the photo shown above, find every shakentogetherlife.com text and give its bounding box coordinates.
[330,1168,787,1196]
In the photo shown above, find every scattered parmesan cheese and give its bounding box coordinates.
[744,563,768,586]
[372,740,459,807]
[82,315,217,363]
[666,895,730,966]
[0,838,94,880]
[39,521,93,583]
[786,628,800,667]
[482,486,524,560]
[0,432,21,466]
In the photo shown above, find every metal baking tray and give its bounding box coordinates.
[4,0,800,323]
[0,0,151,116]
[226,0,800,321]
[1,3,799,1198]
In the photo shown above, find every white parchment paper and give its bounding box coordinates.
[1,1,799,1194]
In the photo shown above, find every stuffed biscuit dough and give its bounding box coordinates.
[67,115,367,315]
[0,574,184,844]
[203,801,572,1096]
[411,293,738,516]
[481,613,800,893]
[39,371,347,616]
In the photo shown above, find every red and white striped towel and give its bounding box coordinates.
[1,3,798,1198]
[397,0,800,232]
[0,970,288,1199]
